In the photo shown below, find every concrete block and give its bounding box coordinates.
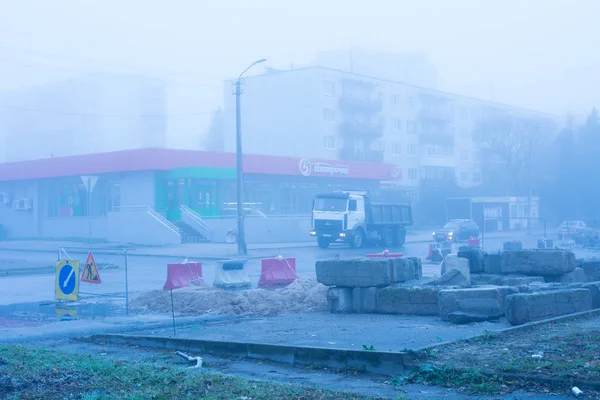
[582,282,600,309]
[389,258,415,283]
[545,267,588,284]
[376,285,440,315]
[483,253,502,274]
[316,258,393,287]
[505,289,593,325]
[458,247,484,273]
[352,287,378,313]
[503,241,523,251]
[441,255,471,282]
[472,274,545,286]
[327,287,354,313]
[430,269,470,287]
[500,250,578,276]
[438,286,517,320]
[213,260,251,290]
[581,260,600,282]
[407,257,423,280]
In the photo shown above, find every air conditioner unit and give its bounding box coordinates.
[12,199,20,210]
[21,198,32,210]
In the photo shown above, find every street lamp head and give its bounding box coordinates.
[255,58,267,64]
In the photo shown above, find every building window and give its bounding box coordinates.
[46,178,115,217]
[378,141,386,152]
[323,108,335,122]
[407,96,416,109]
[407,120,417,134]
[473,172,481,183]
[460,106,468,119]
[392,142,402,156]
[408,168,418,180]
[461,172,469,183]
[323,135,336,149]
[392,118,402,130]
[406,144,417,157]
[460,150,469,161]
[323,81,334,96]
[392,94,401,106]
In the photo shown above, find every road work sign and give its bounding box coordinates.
[55,260,80,301]
[81,252,102,284]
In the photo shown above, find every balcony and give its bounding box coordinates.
[338,96,383,114]
[419,131,455,146]
[419,107,452,122]
[339,148,384,163]
[338,121,384,138]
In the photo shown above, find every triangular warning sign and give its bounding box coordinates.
[81,252,102,284]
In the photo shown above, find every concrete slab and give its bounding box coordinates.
[505,288,593,325]
[376,285,440,315]
[316,258,393,287]
[327,287,353,313]
[438,286,517,320]
[500,249,578,276]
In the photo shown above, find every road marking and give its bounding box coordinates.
[63,268,74,288]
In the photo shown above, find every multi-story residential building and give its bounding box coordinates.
[222,66,560,198]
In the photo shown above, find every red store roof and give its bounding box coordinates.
[0,148,402,181]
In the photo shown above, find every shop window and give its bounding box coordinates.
[46,178,115,217]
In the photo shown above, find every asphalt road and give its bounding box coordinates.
[1,231,592,306]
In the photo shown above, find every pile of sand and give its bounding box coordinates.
[130,278,328,316]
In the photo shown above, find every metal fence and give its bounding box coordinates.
[57,246,130,315]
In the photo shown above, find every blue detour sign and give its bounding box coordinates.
[55,260,80,301]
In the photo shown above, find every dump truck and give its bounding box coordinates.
[309,190,413,248]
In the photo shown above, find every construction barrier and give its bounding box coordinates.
[213,260,251,290]
[163,262,204,291]
[258,256,298,287]
[366,249,403,259]
[467,237,481,247]
[426,243,440,260]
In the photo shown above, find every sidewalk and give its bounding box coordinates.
[0,229,544,260]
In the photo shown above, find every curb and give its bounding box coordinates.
[86,333,413,376]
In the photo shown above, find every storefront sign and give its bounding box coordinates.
[390,166,402,179]
[299,159,349,177]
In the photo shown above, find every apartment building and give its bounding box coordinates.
[222,66,560,197]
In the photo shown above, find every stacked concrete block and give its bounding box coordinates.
[389,258,417,283]
[582,282,600,309]
[327,287,353,313]
[545,267,588,284]
[500,250,577,276]
[316,258,394,288]
[376,285,440,315]
[581,260,600,282]
[483,252,502,274]
[457,246,484,273]
[472,274,545,286]
[505,289,593,325]
[437,255,471,286]
[503,241,523,251]
[407,257,423,280]
[438,286,517,322]
[352,287,378,313]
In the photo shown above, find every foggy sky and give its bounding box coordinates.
[1,0,599,119]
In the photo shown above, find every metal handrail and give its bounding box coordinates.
[114,206,181,233]
[180,205,213,232]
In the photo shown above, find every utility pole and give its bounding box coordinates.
[234,58,267,256]
[527,135,533,235]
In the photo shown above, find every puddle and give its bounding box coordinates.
[0,301,128,324]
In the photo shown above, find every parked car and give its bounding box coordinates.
[557,220,596,244]
[432,219,480,243]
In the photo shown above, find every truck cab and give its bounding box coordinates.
[309,190,412,249]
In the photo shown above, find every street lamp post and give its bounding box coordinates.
[235,58,267,256]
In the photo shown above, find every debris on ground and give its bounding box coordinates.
[130,278,328,316]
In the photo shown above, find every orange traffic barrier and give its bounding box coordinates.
[258,256,298,287]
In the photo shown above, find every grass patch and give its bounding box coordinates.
[403,317,600,395]
[0,345,385,400]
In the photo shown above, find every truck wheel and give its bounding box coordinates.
[317,237,330,249]
[350,229,365,249]
[393,228,406,247]
[381,228,394,248]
